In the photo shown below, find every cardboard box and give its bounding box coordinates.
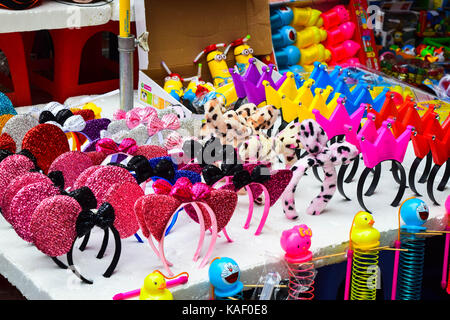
[140,0,273,86]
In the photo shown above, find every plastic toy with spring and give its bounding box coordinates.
[344,211,381,300]
[280,225,315,300]
[291,7,323,28]
[391,198,430,300]
[161,61,184,101]
[224,35,254,74]
[209,257,244,300]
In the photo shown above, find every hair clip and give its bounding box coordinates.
[343,114,413,213]
[134,177,238,276]
[282,119,359,219]
[21,123,70,174]
[30,187,121,284]
[113,106,157,129]
[218,164,293,235]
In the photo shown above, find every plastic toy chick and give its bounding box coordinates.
[139,271,173,300]
[350,211,380,250]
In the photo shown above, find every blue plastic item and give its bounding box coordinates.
[270,6,294,30]
[272,25,297,49]
[275,45,301,68]
[209,257,244,299]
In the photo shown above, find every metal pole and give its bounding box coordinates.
[118,35,136,111]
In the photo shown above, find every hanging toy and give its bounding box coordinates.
[224,35,254,75]
[161,61,184,101]
[391,198,447,300]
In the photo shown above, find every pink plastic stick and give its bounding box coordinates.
[243,185,254,229]
[222,227,233,242]
[344,249,353,300]
[391,240,401,300]
[254,186,271,236]
[112,275,189,300]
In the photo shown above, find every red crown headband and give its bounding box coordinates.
[134,177,237,276]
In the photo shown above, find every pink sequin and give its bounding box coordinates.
[134,145,168,159]
[2,172,52,223]
[104,181,143,239]
[84,166,135,207]
[10,182,60,242]
[30,195,81,257]
[84,151,107,165]
[0,155,35,211]
[73,165,102,189]
[48,151,94,190]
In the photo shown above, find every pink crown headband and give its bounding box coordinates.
[342,113,413,213]
[134,177,238,276]
[282,119,359,219]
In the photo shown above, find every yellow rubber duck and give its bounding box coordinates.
[139,271,173,300]
[350,211,380,250]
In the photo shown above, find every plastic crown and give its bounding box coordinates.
[357,113,413,168]
[230,58,286,105]
[313,98,365,140]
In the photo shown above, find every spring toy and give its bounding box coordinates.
[280,225,315,300]
[391,198,430,300]
[345,211,381,300]
[391,197,447,299]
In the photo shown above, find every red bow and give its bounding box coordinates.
[153,177,211,202]
[95,138,138,155]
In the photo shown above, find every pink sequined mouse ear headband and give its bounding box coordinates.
[134,177,238,276]
[30,186,121,284]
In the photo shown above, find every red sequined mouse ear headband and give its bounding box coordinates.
[134,177,238,276]
[30,186,122,284]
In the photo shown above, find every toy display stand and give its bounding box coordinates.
[0,85,447,299]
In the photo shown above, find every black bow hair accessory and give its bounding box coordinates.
[39,109,74,126]
[108,156,176,184]
[232,165,271,190]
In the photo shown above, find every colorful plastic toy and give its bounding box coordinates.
[291,7,323,28]
[275,45,301,69]
[209,257,243,300]
[193,43,232,88]
[272,26,297,49]
[280,225,315,300]
[391,198,431,300]
[224,35,254,74]
[270,6,294,30]
[345,211,380,300]
[325,22,356,47]
[294,26,327,49]
[320,5,349,30]
[161,61,184,101]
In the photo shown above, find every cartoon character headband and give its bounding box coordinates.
[134,177,238,276]
[282,119,359,219]
[38,102,86,133]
